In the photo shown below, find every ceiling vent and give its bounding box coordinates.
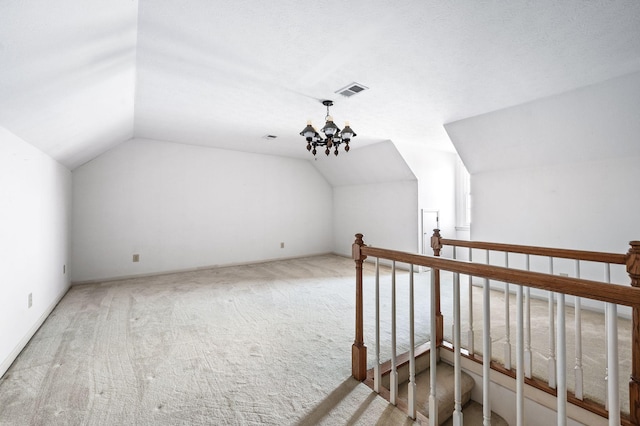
[335,82,368,98]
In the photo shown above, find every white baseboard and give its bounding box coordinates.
[71,252,335,285]
[0,284,70,378]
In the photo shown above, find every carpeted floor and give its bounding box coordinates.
[0,255,416,425]
[0,254,631,425]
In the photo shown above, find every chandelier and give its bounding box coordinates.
[300,100,356,156]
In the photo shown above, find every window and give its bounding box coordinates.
[456,157,471,230]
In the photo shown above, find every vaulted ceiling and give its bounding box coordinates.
[2,1,640,170]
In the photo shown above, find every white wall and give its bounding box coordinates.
[396,143,458,254]
[472,157,640,254]
[312,140,456,259]
[472,157,639,286]
[333,180,419,256]
[71,139,333,282]
[314,141,419,256]
[445,72,640,275]
[0,126,71,376]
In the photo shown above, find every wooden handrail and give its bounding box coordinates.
[360,245,640,307]
[439,238,627,265]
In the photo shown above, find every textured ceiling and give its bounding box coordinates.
[1,1,640,169]
[0,1,138,169]
[446,72,640,174]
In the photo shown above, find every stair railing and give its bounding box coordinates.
[352,233,640,426]
[433,231,640,425]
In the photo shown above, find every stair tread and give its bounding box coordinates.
[391,362,510,425]
[441,401,509,426]
[397,362,475,425]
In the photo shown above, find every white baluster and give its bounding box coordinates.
[468,248,475,355]
[430,268,438,426]
[548,257,557,389]
[574,260,584,400]
[452,272,463,426]
[516,283,524,426]
[483,250,492,426]
[408,264,416,419]
[452,247,456,339]
[504,252,512,370]
[606,302,620,426]
[524,254,532,379]
[604,264,611,411]
[604,303,609,411]
[557,293,567,426]
[390,261,398,405]
[374,257,381,393]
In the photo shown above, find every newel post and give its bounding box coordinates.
[628,240,640,425]
[431,229,444,346]
[352,233,368,381]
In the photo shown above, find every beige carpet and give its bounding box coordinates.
[0,255,631,424]
[0,255,416,425]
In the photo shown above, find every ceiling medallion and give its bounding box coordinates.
[300,100,356,156]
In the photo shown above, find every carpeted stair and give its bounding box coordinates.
[397,362,508,425]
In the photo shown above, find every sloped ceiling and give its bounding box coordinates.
[0,1,138,169]
[446,71,640,174]
[1,1,640,169]
[312,140,416,187]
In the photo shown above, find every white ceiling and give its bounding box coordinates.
[2,1,640,170]
[311,140,416,187]
[446,71,640,174]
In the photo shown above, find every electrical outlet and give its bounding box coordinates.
[133,254,140,262]
[280,242,284,249]
[28,293,32,308]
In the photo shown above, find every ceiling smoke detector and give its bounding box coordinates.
[335,82,368,98]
